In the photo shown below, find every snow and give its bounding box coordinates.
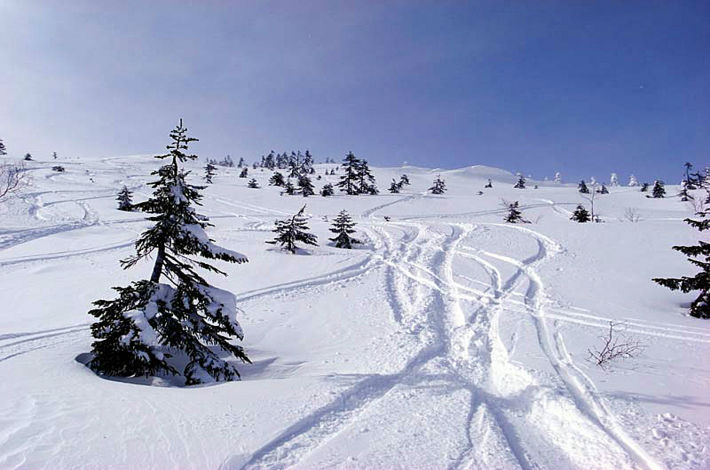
[0,155,709,470]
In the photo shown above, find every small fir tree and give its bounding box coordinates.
[484,179,493,188]
[204,162,216,184]
[610,173,619,186]
[553,172,562,184]
[247,178,260,189]
[653,209,709,318]
[678,180,694,201]
[269,171,285,187]
[570,204,591,223]
[400,174,410,186]
[504,201,529,223]
[652,180,666,198]
[52,151,58,160]
[283,178,297,195]
[88,119,250,385]
[578,180,590,194]
[429,175,446,194]
[389,179,401,193]
[0,138,6,156]
[337,152,361,195]
[239,167,248,178]
[356,159,377,194]
[116,185,134,211]
[513,175,526,189]
[298,174,315,197]
[684,162,697,189]
[320,183,334,197]
[640,182,650,192]
[266,205,318,254]
[597,184,609,194]
[24,153,32,161]
[329,210,361,249]
[628,174,639,187]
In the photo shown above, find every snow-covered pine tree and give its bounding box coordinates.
[269,171,285,186]
[239,167,248,178]
[640,182,650,192]
[389,179,401,193]
[653,209,709,318]
[117,185,134,211]
[320,183,334,196]
[298,174,315,197]
[628,174,639,187]
[337,152,361,195]
[610,173,619,186]
[329,210,361,249]
[24,153,32,161]
[0,138,6,156]
[400,174,410,186]
[284,178,297,195]
[684,162,697,189]
[553,172,562,184]
[570,204,591,223]
[88,119,250,385]
[597,184,609,194]
[513,175,526,189]
[357,160,378,194]
[504,201,529,223]
[266,205,318,254]
[678,180,694,201]
[652,180,666,198]
[52,151,58,160]
[247,178,260,189]
[578,180,590,194]
[484,179,493,188]
[204,162,216,183]
[429,175,446,194]
[237,157,244,167]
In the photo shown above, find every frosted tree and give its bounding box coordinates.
[337,152,361,195]
[204,162,216,184]
[578,180,590,194]
[678,180,693,201]
[266,205,318,253]
[329,210,361,249]
[88,120,250,385]
[628,174,639,187]
[298,174,315,197]
[652,180,666,198]
[610,173,619,186]
[269,171,285,187]
[684,162,697,189]
[239,167,248,178]
[52,151,58,160]
[24,153,32,161]
[399,174,410,186]
[357,160,378,194]
[247,178,260,189]
[653,209,709,318]
[484,178,493,188]
[570,204,591,223]
[504,201,529,223]
[320,183,334,197]
[553,172,562,184]
[597,184,609,194]
[0,138,6,156]
[640,182,650,192]
[429,175,446,194]
[513,175,526,189]
[389,179,401,193]
[116,185,134,211]
[283,178,297,195]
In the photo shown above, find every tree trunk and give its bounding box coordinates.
[150,242,165,283]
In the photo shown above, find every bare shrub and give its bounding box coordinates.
[0,162,28,201]
[587,321,643,370]
[622,207,642,223]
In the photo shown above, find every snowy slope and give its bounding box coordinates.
[0,155,708,470]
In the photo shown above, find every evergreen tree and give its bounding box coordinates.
[652,180,666,198]
[320,183,334,197]
[329,210,361,249]
[484,179,493,188]
[204,162,216,184]
[597,184,609,194]
[553,172,562,184]
[117,185,134,211]
[570,204,591,223]
[52,151,58,160]
[266,205,318,254]
[628,174,639,187]
[247,178,260,189]
[504,201,529,223]
[684,162,697,189]
[52,165,65,172]
[337,152,361,195]
[283,178,297,195]
[0,138,6,156]
[269,171,285,186]
[513,175,526,189]
[640,182,650,192]
[578,180,590,194]
[653,209,709,318]
[298,174,315,197]
[678,180,694,201]
[389,179,401,193]
[88,119,250,385]
[237,157,244,168]
[24,153,32,161]
[429,175,446,194]
[610,173,619,186]
[357,160,377,194]
[400,174,410,186]
[239,167,248,178]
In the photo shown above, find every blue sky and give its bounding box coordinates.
[1,0,708,183]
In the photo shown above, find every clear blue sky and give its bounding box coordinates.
[1,0,708,183]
